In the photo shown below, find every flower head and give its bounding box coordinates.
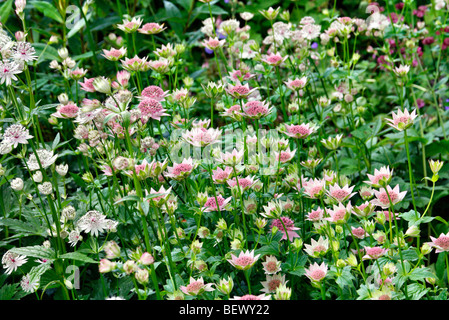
[385,108,417,131]
[305,262,328,283]
[2,124,33,148]
[271,216,300,241]
[426,232,449,253]
[371,185,407,208]
[228,249,260,271]
[180,277,215,296]
[2,250,28,274]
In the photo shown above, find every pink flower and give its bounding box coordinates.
[2,124,33,148]
[260,274,287,293]
[102,47,127,61]
[182,127,221,147]
[212,166,234,184]
[365,166,393,188]
[202,37,226,51]
[228,249,260,271]
[203,194,232,212]
[180,277,215,296]
[271,216,300,241]
[225,82,257,99]
[261,53,288,66]
[326,184,356,203]
[284,123,317,139]
[385,108,417,131]
[352,201,375,218]
[362,246,387,260]
[242,100,272,119]
[117,17,143,33]
[274,148,296,163]
[51,103,79,119]
[165,158,197,180]
[351,226,367,239]
[284,76,308,91]
[229,294,271,300]
[325,202,352,224]
[426,233,449,253]
[138,22,166,35]
[79,77,96,92]
[371,185,407,208]
[304,236,329,258]
[262,255,281,274]
[121,55,148,72]
[306,207,324,222]
[227,175,257,191]
[302,178,326,199]
[305,262,328,282]
[138,98,169,121]
[215,148,244,166]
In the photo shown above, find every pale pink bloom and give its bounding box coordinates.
[326,184,356,203]
[304,236,329,258]
[365,166,393,188]
[148,58,172,73]
[138,98,169,121]
[385,108,417,131]
[220,104,244,121]
[284,123,317,139]
[305,262,328,282]
[225,82,257,99]
[271,216,300,241]
[371,185,407,208]
[51,103,79,119]
[2,251,28,274]
[426,233,449,253]
[362,246,387,260]
[70,68,88,80]
[301,23,321,39]
[202,37,226,51]
[215,148,244,166]
[262,255,281,274]
[165,158,197,180]
[284,76,307,91]
[102,47,127,61]
[180,277,214,296]
[261,52,288,66]
[306,207,324,222]
[351,226,367,239]
[138,22,166,35]
[242,100,272,119]
[228,249,260,270]
[139,85,168,101]
[212,166,234,183]
[2,124,33,148]
[79,77,96,92]
[352,201,375,218]
[121,55,148,72]
[229,294,271,300]
[302,178,326,199]
[227,175,257,191]
[116,70,131,87]
[117,17,143,33]
[0,61,22,85]
[182,127,221,147]
[77,210,114,237]
[229,69,254,82]
[192,119,211,128]
[203,194,232,212]
[147,185,172,207]
[171,88,190,102]
[12,42,37,62]
[325,202,352,224]
[260,274,287,293]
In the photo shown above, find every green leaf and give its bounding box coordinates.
[408,267,436,281]
[10,245,56,260]
[31,1,64,23]
[0,0,13,24]
[0,218,46,236]
[59,251,97,264]
[0,283,19,300]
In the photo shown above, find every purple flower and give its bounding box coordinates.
[205,47,213,55]
[311,42,318,49]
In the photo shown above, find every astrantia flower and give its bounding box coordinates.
[242,100,272,119]
[203,194,232,212]
[271,216,300,241]
[227,175,257,191]
[26,149,58,171]
[326,184,356,203]
[20,274,39,293]
[325,202,352,224]
[12,42,38,62]
[305,262,328,282]
[202,37,226,51]
[2,250,28,274]
[385,108,417,131]
[284,123,317,139]
[138,97,169,121]
[260,274,287,294]
[306,207,324,222]
[371,185,407,208]
[138,22,166,35]
[147,185,172,207]
[51,102,79,119]
[77,210,115,237]
[301,23,322,40]
[79,77,96,92]
[362,246,387,260]
[180,277,214,296]
[352,201,375,218]
[365,166,393,188]
[182,127,221,147]
[117,16,143,33]
[0,60,22,85]
[426,232,449,253]
[228,249,260,271]
[215,148,244,166]
[351,226,367,239]
[261,52,288,66]
[262,255,281,274]
[2,124,33,148]
[302,178,326,199]
[225,82,257,99]
[121,55,148,72]
[139,85,169,101]
[284,76,308,91]
[165,157,197,180]
[304,236,329,258]
[102,47,127,61]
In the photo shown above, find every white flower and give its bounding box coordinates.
[26,149,58,171]
[2,124,33,148]
[0,60,22,85]
[77,210,116,237]
[20,274,40,293]
[2,250,28,274]
[10,177,24,191]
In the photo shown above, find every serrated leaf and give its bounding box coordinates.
[59,251,97,264]
[0,218,46,236]
[10,245,56,260]
[0,283,19,300]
